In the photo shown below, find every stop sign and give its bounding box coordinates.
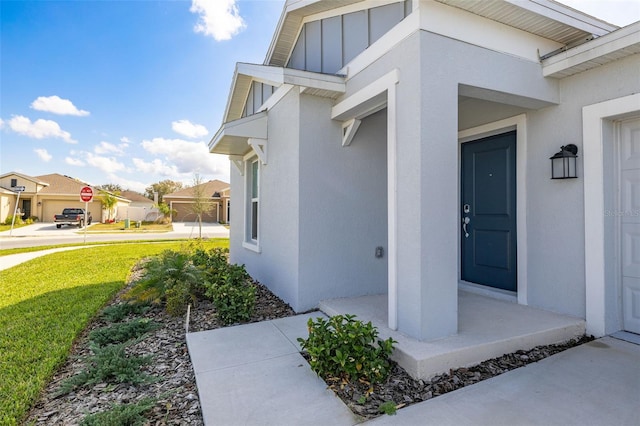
[80,186,94,202]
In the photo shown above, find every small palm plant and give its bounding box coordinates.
[125,250,205,315]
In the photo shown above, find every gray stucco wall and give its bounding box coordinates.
[230,87,301,310]
[297,101,388,311]
[230,88,388,312]
[525,52,640,319]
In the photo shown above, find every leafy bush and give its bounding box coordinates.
[208,281,256,325]
[89,318,160,347]
[165,280,197,316]
[57,343,154,395]
[81,397,156,426]
[100,302,150,323]
[298,314,396,384]
[125,250,204,315]
[193,247,256,325]
[4,215,23,225]
[192,247,229,284]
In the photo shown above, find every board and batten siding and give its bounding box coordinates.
[287,1,410,74]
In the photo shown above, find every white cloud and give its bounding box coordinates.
[85,152,126,173]
[30,95,90,116]
[120,136,130,146]
[94,141,126,155]
[105,173,148,193]
[0,118,4,129]
[8,115,77,144]
[190,0,246,41]
[65,157,85,166]
[171,119,209,139]
[34,148,52,162]
[132,158,180,177]
[140,137,229,176]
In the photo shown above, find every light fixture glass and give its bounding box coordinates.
[550,144,578,179]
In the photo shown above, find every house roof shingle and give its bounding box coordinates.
[35,173,93,195]
[164,180,230,199]
[120,190,154,203]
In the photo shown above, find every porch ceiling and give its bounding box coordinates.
[210,112,267,156]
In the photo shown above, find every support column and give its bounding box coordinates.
[394,75,459,341]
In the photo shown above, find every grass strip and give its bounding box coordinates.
[0,239,228,425]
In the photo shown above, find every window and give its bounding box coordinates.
[250,160,259,241]
[243,158,260,251]
[10,179,17,187]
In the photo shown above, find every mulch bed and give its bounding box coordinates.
[25,260,593,424]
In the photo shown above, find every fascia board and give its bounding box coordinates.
[516,0,618,36]
[237,63,346,93]
[542,23,640,77]
[210,112,268,155]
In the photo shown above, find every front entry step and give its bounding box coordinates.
[319,291,585,380]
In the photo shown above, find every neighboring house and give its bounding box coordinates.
[118,190,160,222]
[0,172,130,223]
[163,180,230,223]
[210,0,640,343]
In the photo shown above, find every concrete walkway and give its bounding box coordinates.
[186,313,362,426]
[187,316,640,426]
[0,246,89,271]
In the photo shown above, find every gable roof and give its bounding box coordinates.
[120,190,154,203]
[0,171,49,187]
[35,173,94,195]
[164,180,230,199]
[264,0,618,68]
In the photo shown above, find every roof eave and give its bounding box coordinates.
[542,21,640,78]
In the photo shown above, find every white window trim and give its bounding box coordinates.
[243,154,261,253]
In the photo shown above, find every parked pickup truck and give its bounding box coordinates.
[54,208,92,228]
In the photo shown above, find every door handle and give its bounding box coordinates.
[462,216,470,238]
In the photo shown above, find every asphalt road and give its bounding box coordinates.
[0,222,229,249]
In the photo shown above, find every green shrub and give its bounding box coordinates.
[208,281,256,325]
[298,314,396,384]
[192,247,229,284]
[165,280,197,316]
[89,318,160,347]
[100,302,150,323]
[81,397,156,426]
[57,343,154,395]
[4,215,23,225]
[125,250,204,315]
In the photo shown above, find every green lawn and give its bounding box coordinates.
[0,239,228,425]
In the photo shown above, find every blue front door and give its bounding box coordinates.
[461,131,517,291]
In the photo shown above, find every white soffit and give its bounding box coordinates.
[435,0,617,45]
[542,22,640,78]
[210,112,268,156]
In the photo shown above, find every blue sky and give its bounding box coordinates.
[1,0,638,193]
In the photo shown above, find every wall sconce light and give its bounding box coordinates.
[37,201,42,206]
[550,144,578,179]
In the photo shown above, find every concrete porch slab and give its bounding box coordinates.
[319,290,585,380]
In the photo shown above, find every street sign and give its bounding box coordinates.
[80,186,94,202]
[13,186,25,192]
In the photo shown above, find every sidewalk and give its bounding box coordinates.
[187,315,640,426]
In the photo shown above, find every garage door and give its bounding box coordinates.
[42,200,102,223]
[620,117,640,334]
[173,203,218,222]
